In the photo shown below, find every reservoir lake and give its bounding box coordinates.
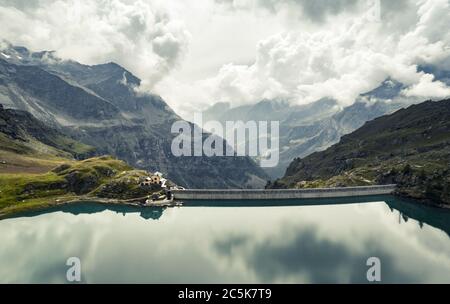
[1,196,450,283]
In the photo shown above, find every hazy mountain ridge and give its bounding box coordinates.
[0,43,268,188]
[204,84,411,179]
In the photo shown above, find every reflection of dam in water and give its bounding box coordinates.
[172,185,397,200]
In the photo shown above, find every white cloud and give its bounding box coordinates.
[0,0,190,88]
[157,0,450,115]
[403,74,450,98]
[0,0,449,118]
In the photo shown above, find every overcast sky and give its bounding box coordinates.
[0,0,449,118]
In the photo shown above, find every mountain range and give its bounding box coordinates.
[0,42,268,189]
[203,79,419,179]
[2,41,449,195]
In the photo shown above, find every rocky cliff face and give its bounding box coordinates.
[273,99,450,207]
[0,105,94,159]
[0,43,268,188]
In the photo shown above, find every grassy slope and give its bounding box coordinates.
[0,156,154,217]
[273,99,450,207]
[0,107,95,174]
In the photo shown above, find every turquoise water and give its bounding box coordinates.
[1,197,450,283]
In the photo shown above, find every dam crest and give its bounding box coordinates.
[172,185,397,200]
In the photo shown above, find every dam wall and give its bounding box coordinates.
[172,185,397,200]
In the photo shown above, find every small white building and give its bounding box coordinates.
[141,172,168,188]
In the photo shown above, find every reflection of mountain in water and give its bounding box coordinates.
[6,203,165,221]
[4,197,450,237]
[61,203,166,221]
[212,197,450,283]
[385,198,450,237]
[185,196,450,237]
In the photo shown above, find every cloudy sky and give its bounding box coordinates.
[0,0,449,118]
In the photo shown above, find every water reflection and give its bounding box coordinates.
[1,197,450,283]
[214,223,416,283]
[184,195,395,208]
[384,198,450,237]
[7,203,165,221]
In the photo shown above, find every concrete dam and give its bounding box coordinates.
[172,185,397,200]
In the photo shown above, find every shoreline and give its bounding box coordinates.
[0,195,179,220]
[1,191,448,220]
